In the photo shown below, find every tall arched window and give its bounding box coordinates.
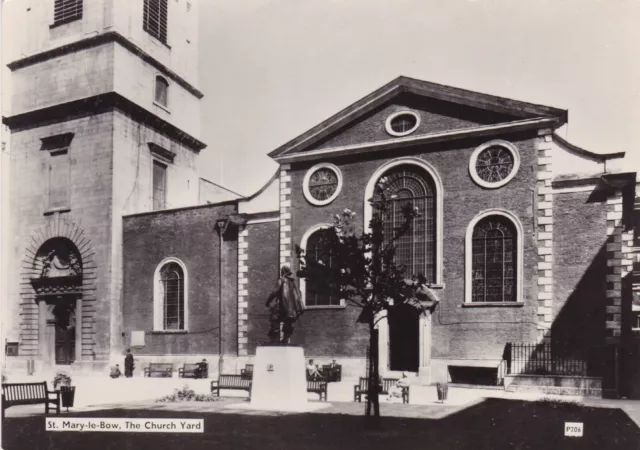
[154,259,187,330]
[155,76,169,107]
[471,216,517,302]
[374,165,436,282]
[304,228,341,307]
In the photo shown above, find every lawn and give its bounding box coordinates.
[2,398,638,450]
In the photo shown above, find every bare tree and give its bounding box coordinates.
[296,180,429,423]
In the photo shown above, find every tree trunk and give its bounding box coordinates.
[365,316,381,425]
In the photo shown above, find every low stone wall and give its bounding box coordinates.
[504,374,602,397]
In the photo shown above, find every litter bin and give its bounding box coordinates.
[27,359,35,375]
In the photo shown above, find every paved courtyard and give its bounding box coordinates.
[3,371,640,450]
[3,395,639,450]
[4,371,640,425]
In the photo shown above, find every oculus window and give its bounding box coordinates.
[303,163,343,206]
[469,140,520,189]
[385,111,421,137]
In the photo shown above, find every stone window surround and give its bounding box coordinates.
[385,110,421,137]
[464,209,524,306]
[299,223,346,309]
[152,257,189,332]
[469,139,521,189]
[302,162,343,206]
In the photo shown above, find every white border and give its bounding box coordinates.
[469,140,521,189]
[384,110,421,137]
[464,209,524,304]
[302,163,343,206]
[153,257,189,331]
[363,157,443,285]
[299,223,346,309]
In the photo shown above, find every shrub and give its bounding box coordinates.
[52,371,72,389]
[156,385,221,403]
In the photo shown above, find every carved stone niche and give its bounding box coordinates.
[30,237,83,296]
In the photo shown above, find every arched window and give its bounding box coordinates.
[373,165,436,282]
[304,228,341,307]
[155,76,169,107]
[154,259,187,330]
[471,216,517,302]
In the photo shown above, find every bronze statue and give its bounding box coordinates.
[265,266,304,344]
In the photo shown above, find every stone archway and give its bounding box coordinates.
[19,218,96,368]
[30,237,83,366]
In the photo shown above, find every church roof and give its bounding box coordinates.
[269,76,568,162]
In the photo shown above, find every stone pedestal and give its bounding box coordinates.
[250,345,308,411]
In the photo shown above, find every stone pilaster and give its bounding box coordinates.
[605,191,632,342]
[237,226,249,356]
[536,134,554,342]
[279,164,292,268]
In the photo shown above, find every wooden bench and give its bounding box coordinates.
[178,364,200,378]
[321,364,342,382]
[2,382,60,419]
[144,363,173,378]
[307,380,328,401]
[240,364,254,380]
[211,375,252,397]
[353,377,409,404]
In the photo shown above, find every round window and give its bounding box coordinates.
[303,163,343,206]
[385,111,420,137]
[469,140,520,189]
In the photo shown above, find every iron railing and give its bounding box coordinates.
[507,342,589,377]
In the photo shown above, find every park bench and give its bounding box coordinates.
[2,382,60,419]
[307,380,328,401]
[178,363,200,378]
[321,364,342,382]
[240,364,253,380]
[353,377,409,404]
[144,363,173,377]
[211,375,252,397]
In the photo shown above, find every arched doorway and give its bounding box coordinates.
[388,303,420,372]
[30,237,83,366]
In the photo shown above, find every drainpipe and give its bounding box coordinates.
[216,220,228,377]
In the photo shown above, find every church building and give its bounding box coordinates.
[3,0,640,399]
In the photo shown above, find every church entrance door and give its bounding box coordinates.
[53,301,76,365]
[388,303,420,372]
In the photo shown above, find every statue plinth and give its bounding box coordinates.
[249,346,309,411]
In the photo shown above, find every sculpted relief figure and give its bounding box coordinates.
[38,248,81,278]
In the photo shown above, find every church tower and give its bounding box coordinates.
[1,0,204,372]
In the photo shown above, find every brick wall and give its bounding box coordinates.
[245,220,280,353]
[122,203,237,356]
[288,131,540,363]
[315,95,514,150]
[553,190,608,361]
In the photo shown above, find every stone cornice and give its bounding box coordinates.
[273,117,558,164]
[2,92,206,152]
[7,31,203,99]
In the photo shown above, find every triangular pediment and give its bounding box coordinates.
[269,76,567,163]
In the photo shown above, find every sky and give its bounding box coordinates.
[199,0,640,196]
